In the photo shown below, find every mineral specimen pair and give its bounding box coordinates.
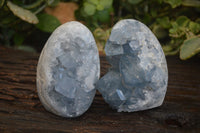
[37,19,168,118]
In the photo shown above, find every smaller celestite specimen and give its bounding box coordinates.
[97,19,168,112]
[37,21,100,117]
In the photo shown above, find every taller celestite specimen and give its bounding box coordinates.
[97,19,168,112]
[37,21,100,117]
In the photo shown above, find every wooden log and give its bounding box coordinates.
[0,46,200,133]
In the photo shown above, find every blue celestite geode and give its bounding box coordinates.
[97,19,168,112]
[37,21,100,117]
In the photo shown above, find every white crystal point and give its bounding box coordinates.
[37,21,100,117]
[97,19,168,112]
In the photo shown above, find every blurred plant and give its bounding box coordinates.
[161,16,200,60]
[121,0,200,60]
[75,0,114,51]
[0,0,61,51]
[75,0,200,59]
[75,0,114,30]
[83,0,200,60]
[151,0,200,60]
[1,0,200,60]
[93,28,111,51]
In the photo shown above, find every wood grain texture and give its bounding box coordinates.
[0,46,200,133]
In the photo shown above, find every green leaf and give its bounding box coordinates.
[164,48,179,56]
[180,37,200,60]
[182,0,200,7]
[23,0,44,9]
[80,7,88,17]
[128,0,143,4]
[99,0,113,8]
[162,45,173,52]
[87,0,98,5]
[152,25,168,39]
[46,0,54,5]
[83,2,96,16]
[176,16,190,27]
[46,0,60,7]
[189,21,200,33]
[169,16,191,38]
[7,1,39,24]
[14,33,24,46]
[97,9,110,23]
[96,4,104,11]
[156,17,171,29]
[164,0,182,8]
[169,23,184,38]
[169,22,179,34]
[35,13,61,33]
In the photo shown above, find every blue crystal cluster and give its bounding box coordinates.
[97,19,168,112]
[37,22,100,117]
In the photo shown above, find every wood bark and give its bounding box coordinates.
[0,46,200,133]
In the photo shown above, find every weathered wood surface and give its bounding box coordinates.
[0,45,200,133]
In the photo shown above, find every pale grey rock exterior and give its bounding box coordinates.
[97,19,168,112]
[37,21,100,117]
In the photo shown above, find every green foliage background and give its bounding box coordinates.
[0,0,61,52]
[0,0,200,60]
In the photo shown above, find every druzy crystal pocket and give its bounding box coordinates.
[97,19,168,112]
[37,21,100,117]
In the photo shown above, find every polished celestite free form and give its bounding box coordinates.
[37,21,100,117]
[97,19,168,112]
